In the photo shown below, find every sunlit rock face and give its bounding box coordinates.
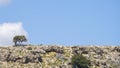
[0,45,120,68]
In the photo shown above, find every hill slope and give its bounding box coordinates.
[0,45,120,68]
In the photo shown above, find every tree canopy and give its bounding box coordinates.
[13,35,27,46]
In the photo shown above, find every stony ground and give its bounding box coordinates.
[0,45,120,68]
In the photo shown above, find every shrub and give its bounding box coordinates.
[27,47,32,50]
[71,54,90,68]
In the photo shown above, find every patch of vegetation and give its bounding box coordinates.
[27,47,32,50]
[71,54,90,68]
[63,47,72,57]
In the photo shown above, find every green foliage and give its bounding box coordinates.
[13,35,27,46]
[71,54,90,68]
[27,47,32,50]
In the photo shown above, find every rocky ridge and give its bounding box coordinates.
[0,45,120,68]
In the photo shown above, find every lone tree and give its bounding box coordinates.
[13,35,27,46]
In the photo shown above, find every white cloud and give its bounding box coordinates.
[0,0,11,6]
[0,22,28,46]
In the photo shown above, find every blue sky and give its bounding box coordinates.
[0,0,120,45]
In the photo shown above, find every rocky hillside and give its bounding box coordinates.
[0,45,120,68]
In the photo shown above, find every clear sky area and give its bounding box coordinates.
[0,0,120,46]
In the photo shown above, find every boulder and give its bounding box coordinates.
[0,50,11,61]
[6,50,42,64]
[42,46,64,53]
[112,46,120,52]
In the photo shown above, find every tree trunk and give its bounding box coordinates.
[15,42,17,46]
